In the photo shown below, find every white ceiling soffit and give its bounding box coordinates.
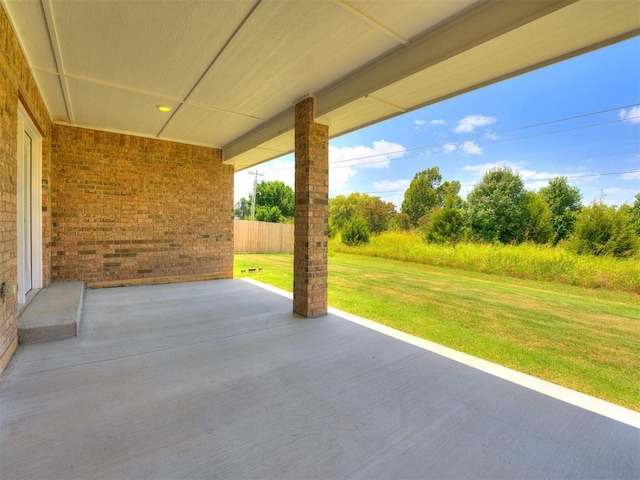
[225,0,640,170]
[3,0,639,172]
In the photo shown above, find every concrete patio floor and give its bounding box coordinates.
[1,279,638,479]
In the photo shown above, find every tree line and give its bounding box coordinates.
[235,168,640,257]
[336,167,640,257]
[235,180,294,223]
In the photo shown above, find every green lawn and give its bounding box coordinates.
[235,253,640,411]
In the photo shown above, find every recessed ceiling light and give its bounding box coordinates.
[156,105,172,112]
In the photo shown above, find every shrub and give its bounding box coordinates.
[567,201,639,257]
[388,212,411,231]
[342,216,370,246]
[424,207,464,245]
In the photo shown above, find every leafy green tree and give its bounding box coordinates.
[539,177,582,243]
[522,191,553,244]
[401,167,462,226]
[329,193,395,235]
[254,180,294,222]
[567,199,639,257]
[401,167,442,225]
[466,168,527,244]
[341,216,370,246]
[234,180,294,222]
[438,180,463,209]
[631,193,640,235]
[329,195,358,234]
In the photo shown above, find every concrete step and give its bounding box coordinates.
[18,282,84,344]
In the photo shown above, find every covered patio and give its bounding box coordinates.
[2,1,640,477]
[2,0,640,363]
[1,279,638,479]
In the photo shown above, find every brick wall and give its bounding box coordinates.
[0,8,51,372]
[51,125,234,284]
[0,5,53,372]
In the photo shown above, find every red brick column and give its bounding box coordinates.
[294,97,328,317]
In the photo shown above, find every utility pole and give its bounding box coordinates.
[249,170,263,221]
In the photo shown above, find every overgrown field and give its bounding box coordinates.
[235,252,640,411]
[331,232,640,294]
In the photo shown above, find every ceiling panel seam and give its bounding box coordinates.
[62,73,184,103]
[256,146,288,155]
[41,0,72,123]
[32,66,58,75]
[156,0,263,139]
[330,0,410,46]
[188,102,268,122]
[365,95,406,113]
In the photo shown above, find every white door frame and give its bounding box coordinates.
[17,102,43,304]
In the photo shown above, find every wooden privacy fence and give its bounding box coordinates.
[234,220,294,254]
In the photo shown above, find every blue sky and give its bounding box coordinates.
[235,36,640,210]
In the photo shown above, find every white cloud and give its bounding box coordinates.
[455,114,497,133]
[443,143,457,154]
[328,140,406,194]
[414,119,426,130]
[461,141,483,155]
[484,131,499,141]
[372,179,411,209]
[621,170,640,180]
[463,160,516,174]
[329,167,358,192]
[618,106,640,125]
[372,179,410,192]
[430,119,447,126]
[329,140,405,169]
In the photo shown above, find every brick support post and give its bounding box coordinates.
[294,97,328,318]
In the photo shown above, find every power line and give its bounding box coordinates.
[330,116,639,169]
[251,102,638,173]
[334,149,640,187]
[341,169,640,196]
[328,102,639,166]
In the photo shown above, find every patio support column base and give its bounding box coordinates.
[294,97,328,318]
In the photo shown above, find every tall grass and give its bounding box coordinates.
[331,231,640,294]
